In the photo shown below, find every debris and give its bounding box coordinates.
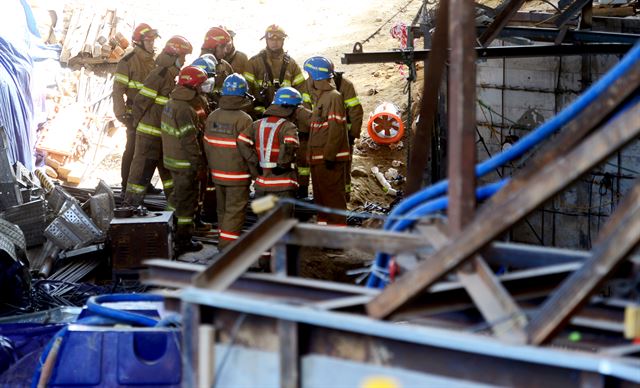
[371,166,398,196]
[384,168,399,180]
[389,140,404,151]
[391,160,404,167]
[351,167,368,178]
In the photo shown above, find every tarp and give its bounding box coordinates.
[0,0,44,171]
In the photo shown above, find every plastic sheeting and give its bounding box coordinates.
[0,0,42,171]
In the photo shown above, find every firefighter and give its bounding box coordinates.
[161,66,213,254]
[243,24,306,118]
[238,87,301,200]
[302,60,363,201]
[200,27,234,106]
[188,55,219,230]
[112,23,158,195]
[203,74,254,251]
[123,35,193,207]
[223,27,250,76]
[304,56,350,226]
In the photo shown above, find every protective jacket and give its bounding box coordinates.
[243,49,306,115]
[238,105,299,192]
[308,82,350,165]
[214,59,234,95]
[303,74,363,140]
[204,96,254,186]
[112,46,155,118]
[132,52,180,139]
[225,48,249,77]
[160,85,205,172]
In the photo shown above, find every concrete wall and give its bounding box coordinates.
[474,45,637,249]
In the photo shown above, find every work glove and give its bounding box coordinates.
[348,135,357,146]
[249,165,263,179]
[324,159,336,170]
[117,113,132,126]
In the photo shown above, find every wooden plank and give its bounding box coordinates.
[527,179,640,345]
[366,101,640,319]
[478,0,527,47]
[279,320,300,388]
[193,205,297,290]
[282,224,433,255]
[426,226,527,342]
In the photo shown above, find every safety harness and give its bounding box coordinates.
[258,117,287,168]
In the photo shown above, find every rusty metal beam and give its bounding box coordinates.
[554,0,593,28]
[366,100,640,319]
[478,0,528,47]
[527,179,640,345]
[193,205,297,290]
[405,0,449,195]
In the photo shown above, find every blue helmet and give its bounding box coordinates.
[221,73,248,97]
[304,56,333,81]
[273,87,302,106]
[191,54,217,77]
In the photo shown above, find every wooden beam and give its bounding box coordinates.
[405,0,449,194]
[366,101,640,319]
[527,179,640,345]
[193,205,297,290]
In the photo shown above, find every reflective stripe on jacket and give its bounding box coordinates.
[112,46,155,117]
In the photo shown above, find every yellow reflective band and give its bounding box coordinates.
[345,183,352,193]
[137,122,162,136]
[163,179,174,189]
[114,73,129,85]
[344,96,361,108]
[155,96,169,105]
[127,183,146,194]
[163,156,191,169]
[254,106,266,113]
[293,73,305,86]
[243,72,256,85]
[140,86,158,99]
[297,167,310,176]
[130,81,144,89]
[161,122,196,138]
[346,123,352,131]
[166,204,175,211]
[281,80,292,87]
[302,93,312,103]
[177,216,193,225]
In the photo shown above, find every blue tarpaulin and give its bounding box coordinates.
[0,0,42,171]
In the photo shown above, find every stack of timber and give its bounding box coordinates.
[36,67,117,186]
[59,4,134,65]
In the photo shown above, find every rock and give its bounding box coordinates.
[351,167,368,178]
[384,168,399,180]
[391,160,404,167]
[373,71,381,77]
[367,88,378,96]
[375,17,383,22]
[389,141,404,151]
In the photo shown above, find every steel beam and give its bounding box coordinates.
[405,0,449,195]
[554,0,593,28]
[478,0,528,47]
[193,205,297,290]
[366,100,640,319]
[527,179,640,345]
[342,43,631,65]
[477,26,640,44]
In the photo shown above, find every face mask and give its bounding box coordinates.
[200,78,215,94]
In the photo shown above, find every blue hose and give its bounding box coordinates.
[386,41,640,232]
[368,41,640,288]
[31,294,164,387]
[369,181,507,287]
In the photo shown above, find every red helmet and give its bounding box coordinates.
[163,35,193,56]
[264,24,287,39]
[202,27,231,49]
[178,66,208,88]
[132,23,158,43]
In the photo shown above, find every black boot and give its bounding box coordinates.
[175,239,203,256]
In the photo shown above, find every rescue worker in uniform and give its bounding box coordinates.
[112,23,158,194]
[124,35,193,206]
[303,59,363,201]
[161,66,213,254]
[223,27,250,76]
[203,74,254,251]
[189,55,219,228]
[243,25,306,118]
[238,87,301,200]
[304,56,350,226]
[200,27,234,107]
